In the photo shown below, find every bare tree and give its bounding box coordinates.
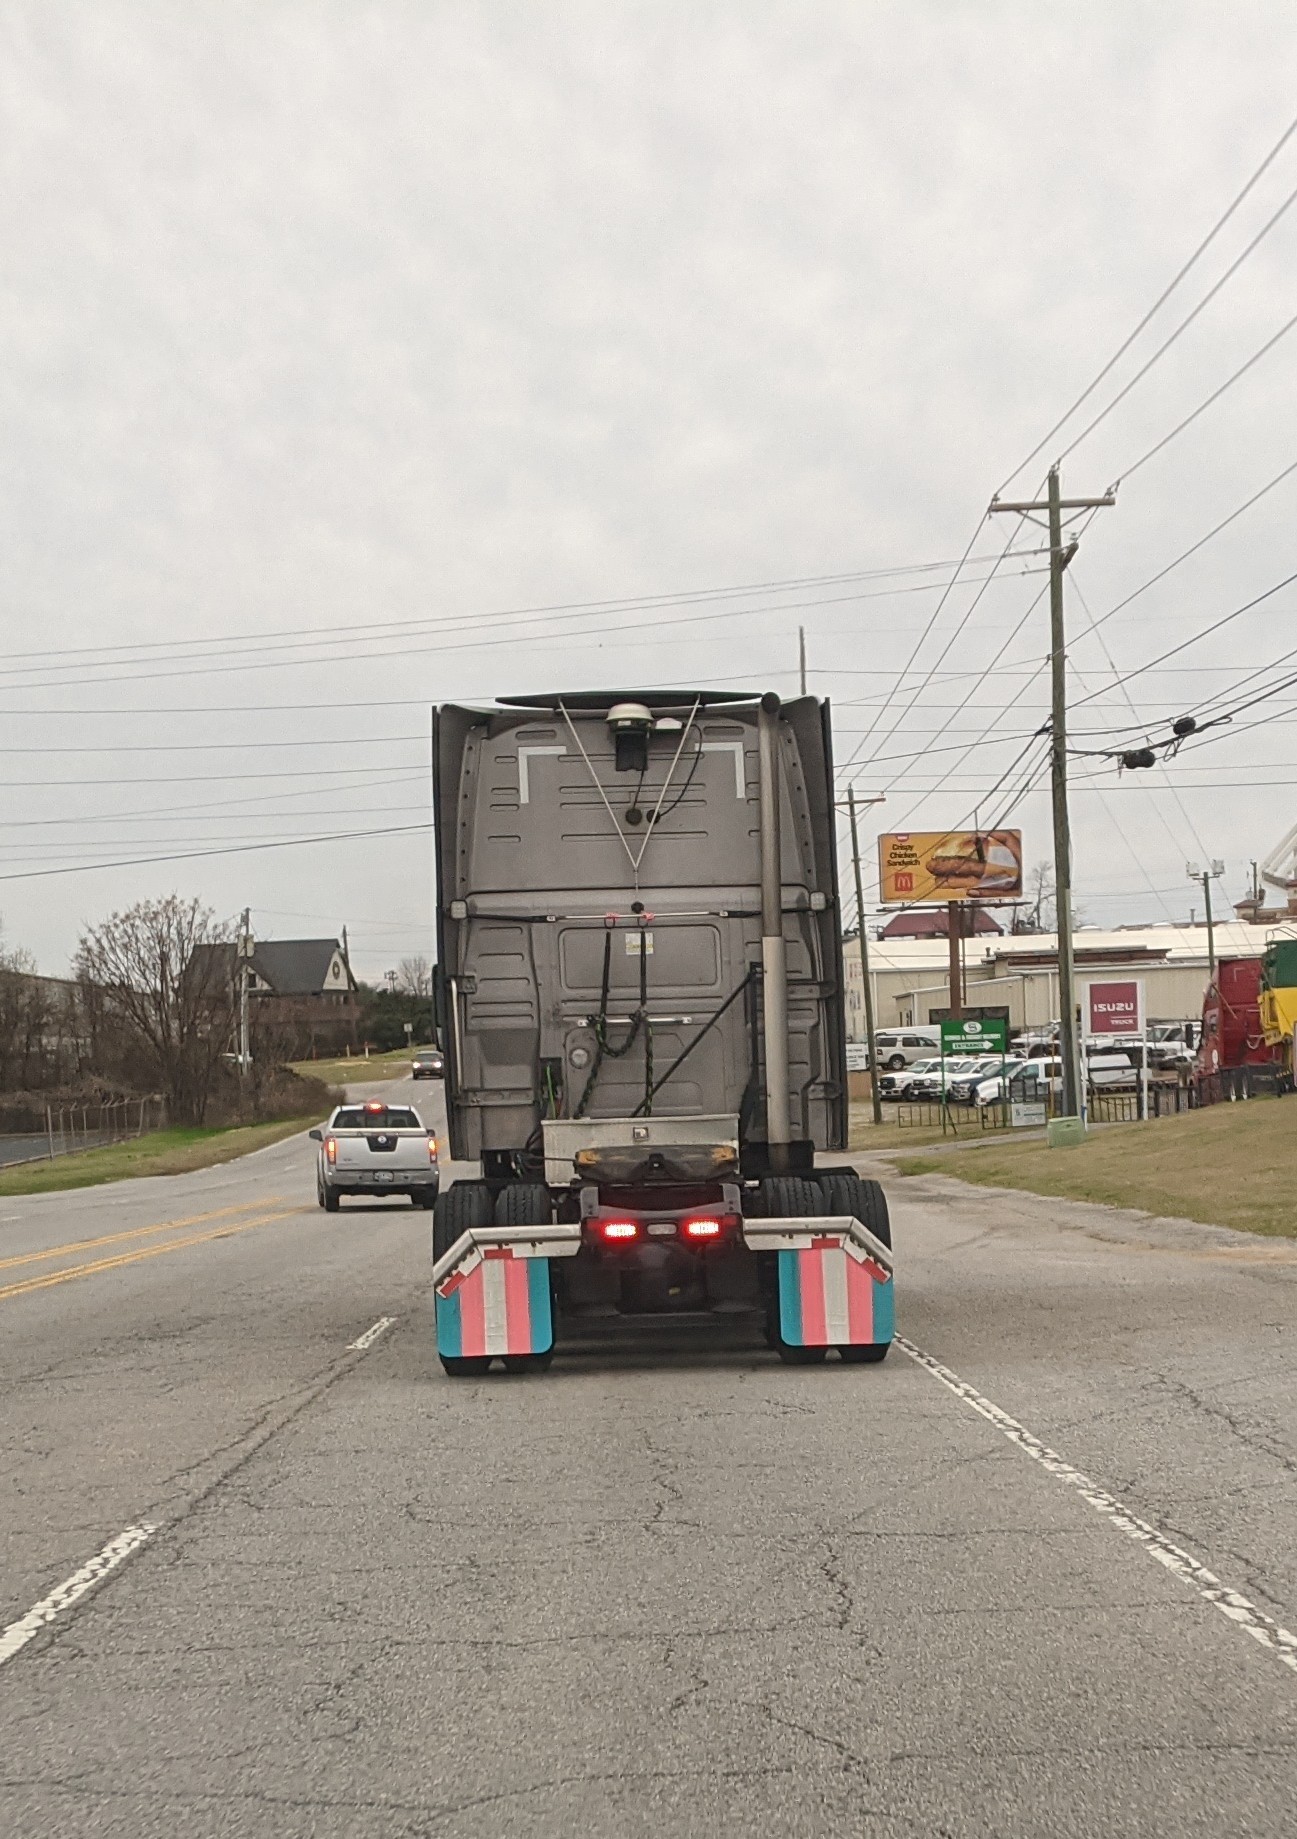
[398,955,433,997]
[75,897,235,1124]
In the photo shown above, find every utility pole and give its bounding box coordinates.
[947,901,964,1020]
[1187,860,1225,979]
[847,787,885,1125]
[237,908,253,1079]
[990,466,1115,1123]
[798,625,807,696]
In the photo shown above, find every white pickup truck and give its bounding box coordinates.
[310,1100,439,1211]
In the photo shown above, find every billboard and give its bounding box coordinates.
[877,830,1023,904]
[1086,979,1144,1037]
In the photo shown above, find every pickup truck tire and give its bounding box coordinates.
[411,1186,438,1209]
[432,1180,493,1262]
[323,1188,341,1213]
[494,1182,551,1228]
[818,1173,892,1250]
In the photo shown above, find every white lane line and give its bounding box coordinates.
[897,1335,1297,1678]
[0,1523,156,1668]
[347,1315,395,1352]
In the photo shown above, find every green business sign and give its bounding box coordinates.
[940,1016,1008,1055]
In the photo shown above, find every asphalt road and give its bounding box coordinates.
[1,1079,1295,1836]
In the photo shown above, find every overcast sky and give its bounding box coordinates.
[2,2,1296,978]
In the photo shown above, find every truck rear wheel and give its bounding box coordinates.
[323,1187,340,1213]
[494,1182,551,1228]
[432,1181,493,1261]
[818,1172,892,1249]
[760,1177,829,1363]
[440,1355,492,1378]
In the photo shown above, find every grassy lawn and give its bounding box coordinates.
[288,1047,413,1085]
[0,1117,318,1196]
[893,1095,1297,1238]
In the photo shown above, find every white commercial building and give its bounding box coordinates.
[841,920,1290,1039]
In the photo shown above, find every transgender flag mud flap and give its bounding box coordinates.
[777,1235,894,1349]
[435,1247,554,1358]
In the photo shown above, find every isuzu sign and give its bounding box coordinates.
[1086,980,1143,1036]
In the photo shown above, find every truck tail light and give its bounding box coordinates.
[325,1136,338,1165]
[428,1137,439,1163]
[682,1213,738,1241]
[599,1219,639,1242]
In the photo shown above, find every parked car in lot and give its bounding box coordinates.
[878,1056,942,1100]
[310,1099,439,1210]
[412,1046,445,1079]
[907,1057,989,1102]
[947,1056,1025,1104]
[873,1028,942,1071]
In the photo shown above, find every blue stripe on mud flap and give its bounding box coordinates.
[777,1250,804,1345]
[527,1257,554,1353]
[871,1271,895,1344]
[434,1287,463,1358]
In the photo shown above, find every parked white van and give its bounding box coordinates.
[873,1028,942,1070]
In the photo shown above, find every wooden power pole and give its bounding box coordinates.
[990,466,1115,1123]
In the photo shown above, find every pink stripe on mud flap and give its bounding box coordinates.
[458,1261,487,1357]
[797,1246,828,1345]
[503,1254,533,1354]
[844,1250,875,1344]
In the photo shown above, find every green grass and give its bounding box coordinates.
[0,1117,317,1196]
[893,1095,1297,1238]
[288,1047,414,1086]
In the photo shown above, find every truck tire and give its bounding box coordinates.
[432,1181,493,1262]
[323,1187,341,1213]
[411,1186,438,1210]
[494,1182,551,1228]
[760,1175,825,1220]
[759,1177,828,1363]
[818,1172,892,1250]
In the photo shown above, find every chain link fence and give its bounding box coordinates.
[0,1097,167,1168]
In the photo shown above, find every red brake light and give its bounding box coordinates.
[683,1217,723,1240]
[325,1136,338,1165]
[365,1100,384,1113]
[428,1137,438,1163]
[600,1219,639,1242]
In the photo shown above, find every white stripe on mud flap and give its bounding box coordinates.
[482,1258,509,1352]
[0,1524,156,1668]
[821,1247,852,1345]
[898,1336,1297,1678]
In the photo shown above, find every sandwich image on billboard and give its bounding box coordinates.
[877,830,1023,904]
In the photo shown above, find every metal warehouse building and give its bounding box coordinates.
[842,920,1292,1038]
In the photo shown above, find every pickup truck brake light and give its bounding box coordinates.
[325,1136,338,1165]
[427,1137,438,1163]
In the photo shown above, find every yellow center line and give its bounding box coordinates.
[0,1207,307,1303]
[0,1197,288,1276]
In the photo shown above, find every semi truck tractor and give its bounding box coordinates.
[429,689,893,1376]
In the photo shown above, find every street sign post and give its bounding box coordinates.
[938,1016,1008,1133]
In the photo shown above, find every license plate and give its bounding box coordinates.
[375,1171,394,1183]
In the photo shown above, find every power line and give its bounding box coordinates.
[0,823,434,884]
[1055,175,1297,469]
[1070,566,1297,710]
[997,106,1297,491]
[1114,310,1297,484]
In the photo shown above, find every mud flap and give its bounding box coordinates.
[432,1223,580,1359]
[741,1216,894,1350]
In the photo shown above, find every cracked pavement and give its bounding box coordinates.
[1,1083,1295,1835]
